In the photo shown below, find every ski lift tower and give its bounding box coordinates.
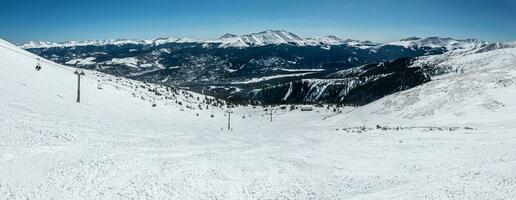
[74,69,85,103]
[269,106,273,122]
[227,109,234,130]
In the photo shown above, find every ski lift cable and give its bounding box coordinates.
[0,40,184,99]
[0,40,167,99]
[0,47,42,68]
[0,42,71,70]
[0,44,57,68]
[0,43,104,92]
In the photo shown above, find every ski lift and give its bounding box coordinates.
[35,58,42,71]
[97,80,103,89]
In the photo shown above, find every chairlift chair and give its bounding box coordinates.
[35,58,42,71]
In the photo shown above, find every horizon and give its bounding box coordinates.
[13,29,493,45]
[2,0,515,44]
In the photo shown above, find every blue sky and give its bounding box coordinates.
[1,0,515,43]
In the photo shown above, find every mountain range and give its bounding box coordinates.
[21,30,490,105]
[21,30,485,50]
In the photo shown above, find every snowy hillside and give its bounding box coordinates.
[322,46,516,199]
[414,42,516,77]
[2,38,516,199]
[334,45,516,126]
[305,35,346,45]
[386,37,487,51]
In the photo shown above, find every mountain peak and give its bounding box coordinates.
[306,35,345,45]
[259,30,288,34]
[388,37,487,50]
[400,37,422,41]
[222,30,305,46]
[324,35,342,40]
[219,33,237,39]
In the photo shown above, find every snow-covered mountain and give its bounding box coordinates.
[241,40,516,105]
[20,39,150,49]
[20,30,487,50]
[216,30,307,47]
[333,42,516,126]
[20,30,310,49]
[20,37,201,49]
[306,35,343,44]
[443,41,516,56]
[243,57,430,105]
[386,36,487,51]
[216,31,364,48]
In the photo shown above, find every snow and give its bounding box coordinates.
[2,38,516,199]
[20,39,153,49]
[20,31,491,52]
[217,37,250,48]
[288,78,362,102]
[152,37,180,45]
[331,46,516,126]
[232,72,316,84]
[225,68,238,73]
[19,30,376,49]
[306,35,345,45]
[105,57,139,68]
[65,57,96,66]
[386,37,487,51]
[20,37,199,49]
[282,82,294,101]
[279,68,325,72]
[139,63,154,68]
[413,46,516,78]
[215,30,307,48]
[215,31,378,48]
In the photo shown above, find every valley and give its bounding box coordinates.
[23,30,484,105]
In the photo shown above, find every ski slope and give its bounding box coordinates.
[325,46,516,199]
[335,46,516,126]
[1,38,516,199]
